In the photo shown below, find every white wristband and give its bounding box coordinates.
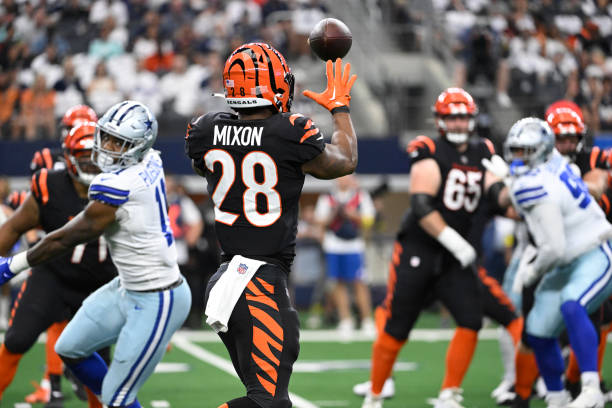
[436,226,469,252]
[9,251,30,274]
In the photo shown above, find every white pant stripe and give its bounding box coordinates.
[579,242,612,307]
[111,291,171,406]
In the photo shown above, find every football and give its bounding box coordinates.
[308,18,352,62]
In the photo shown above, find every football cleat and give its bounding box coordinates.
[544,390,571,408]
[567,385,604,408]
[491,379,516,405]
[427,387,466,408]
[25,380,50,403]
[353,378,395,399]
[510,395,530,408]
[361,392,383,408]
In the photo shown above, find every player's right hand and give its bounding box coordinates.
[303,58,357,113]
[0,257,16,286]
[482,155,510,182]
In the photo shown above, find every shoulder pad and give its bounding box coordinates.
[88,172,130,207]
[407,135,436,160]
[30,168,50,205]
[287,113,322,143]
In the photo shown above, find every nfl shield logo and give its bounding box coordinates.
[237,263,248,274]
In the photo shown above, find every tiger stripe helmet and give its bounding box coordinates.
[433,88,478,144]
[223,42,295,113]
[60,104,98,141]
[546,107,585,138]
[63,121,99,185]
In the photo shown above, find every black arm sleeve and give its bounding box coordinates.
[486,180,507,215]
[411,193,436,219]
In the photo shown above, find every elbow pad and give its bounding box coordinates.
[411,193,436,219]
[486,181,507,215]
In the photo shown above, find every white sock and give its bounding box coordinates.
[498,327,516,383]
[581,371,600,388]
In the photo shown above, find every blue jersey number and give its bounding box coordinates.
[154,178,174,246]
[559,164,591,209]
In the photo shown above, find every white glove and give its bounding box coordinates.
[512,244,538,293]
[437,226,477,268]
[482,155,510,184]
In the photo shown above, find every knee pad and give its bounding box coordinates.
[4,328,37,354]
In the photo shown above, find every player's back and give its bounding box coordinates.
[88,150,180,291]
[512,151,611,263]
[186,111,325,271]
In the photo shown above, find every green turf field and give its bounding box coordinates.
[5,326,610,408]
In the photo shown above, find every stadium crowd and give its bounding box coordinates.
[0,0,328,140]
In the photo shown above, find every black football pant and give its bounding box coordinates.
[206,263,300,408]
[381,240,483,340]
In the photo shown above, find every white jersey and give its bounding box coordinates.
[88,150,180,291]
[510,151,612,264]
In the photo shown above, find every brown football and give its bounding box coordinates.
[308,18,352,62]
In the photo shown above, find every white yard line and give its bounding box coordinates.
[171,333,320,408]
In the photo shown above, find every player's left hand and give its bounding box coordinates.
[303,59,357,112]
[512,245,538,293]
[482,155,510,183]
[0,257,16,286]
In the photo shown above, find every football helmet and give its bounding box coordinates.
[63,121,99,185]
[433,87,478,144]
[93,100,158,172]
[546,106,585,158]
[545,100,583,121]
[60,104,98,141]
[223,42,295,113]
[504,117,555,176]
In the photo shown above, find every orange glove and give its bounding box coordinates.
[303,58,357,113]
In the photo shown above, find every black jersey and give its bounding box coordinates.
[30,168,117,292]
[30,147,64,174]
[398,135,495,246]
[185,111,325,271]
[574,146,610,175]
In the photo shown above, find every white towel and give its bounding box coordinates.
[205,255,265,333]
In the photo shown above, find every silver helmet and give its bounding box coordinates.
[504,117,554,176]
[93,100,158,172]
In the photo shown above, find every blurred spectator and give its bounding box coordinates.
[143,36,175,74]
[597,75,612,131]
[160,53,207,127]
[160,0,195,38]
[290,0,327,58]
[31,43,64,88]
[53,56,87,119]
[87,61,121,114]
[133,17,168,61]
[89,0,129,27]
[16,74,56,140]
[55,0,91,53]
[0,69,19,140]
[314,174,376,340]
[197,51,232,115]
[88,16,125,60]
[128,58,163,116]
[165,175,204,329]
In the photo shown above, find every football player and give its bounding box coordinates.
[504,118,612,408]
[30,104,98,173]
[25,103,100,407]
[493,104,612,407]
[0,122,116,407]
[0,100,192,408]
[360,88,510,408]
[186,43,358,408]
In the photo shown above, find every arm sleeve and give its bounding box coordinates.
[523,201,565,274]
[184,114,211,173]
[88,173,130,207]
